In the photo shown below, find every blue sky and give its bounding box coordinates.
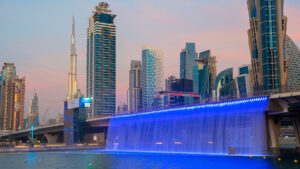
[0,0,299,121]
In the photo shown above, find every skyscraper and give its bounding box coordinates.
[285,35,300,91]
[128,60,142,113]
[0,63,25,132]
[67,16,82,100]
[193,50,216,103]
[87,2,116,116]
[1,63,16,132]
[28,92,39,127]
[247,0,288,94]
[180,42,198,80]
[142,46,164,110]
[10,78,25,131]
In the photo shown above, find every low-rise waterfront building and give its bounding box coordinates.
[153,91,200,109]
[63,97,91,144]
[236,65,253,98]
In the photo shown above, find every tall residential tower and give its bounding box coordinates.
[0,63,25,132]
[87,2,116,116]
[128,60,142,113]
[247,0,288,94]
[142,46,164,110]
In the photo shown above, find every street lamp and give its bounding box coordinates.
[31,125,34,141]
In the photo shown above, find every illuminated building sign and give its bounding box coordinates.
[79,97,91,108]
[64,97,92,110]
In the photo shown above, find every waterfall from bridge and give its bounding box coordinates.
[106,97,268,155]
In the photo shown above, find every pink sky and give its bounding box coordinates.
[0,0,299,122]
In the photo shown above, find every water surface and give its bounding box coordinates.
[0,151,299,169]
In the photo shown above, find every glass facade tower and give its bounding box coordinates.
[180,42,198,80]
[142,46,164,110]
[247,0,288,94]
[193,50,216,103]
[87,2,116,117]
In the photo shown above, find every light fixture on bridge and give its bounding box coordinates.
[30,125,34,141]
[111,96,269,119]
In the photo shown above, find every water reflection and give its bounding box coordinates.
[27,153,37,165]
[0,151,299,169]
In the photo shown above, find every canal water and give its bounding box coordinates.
[0,151,299,169]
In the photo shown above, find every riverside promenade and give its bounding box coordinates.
[0,143,104,153]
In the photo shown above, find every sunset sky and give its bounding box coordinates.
[0,0,300,122]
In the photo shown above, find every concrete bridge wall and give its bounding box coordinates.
[266,96,300,154]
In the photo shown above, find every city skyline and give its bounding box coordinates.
[0,0,300,119]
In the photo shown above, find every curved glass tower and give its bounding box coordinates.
[215,68,233,100]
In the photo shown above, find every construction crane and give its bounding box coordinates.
[42,108,50,125]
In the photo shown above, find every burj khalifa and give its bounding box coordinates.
[67,16,81,100]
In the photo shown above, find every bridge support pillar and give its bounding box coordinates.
[292,117,300,151]
[267,117,281,155]
[45,133,59,144]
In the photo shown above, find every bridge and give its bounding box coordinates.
[0,123,64,144]
[0,116,110,144]
[1,92,300,154]
[267,91,300,153]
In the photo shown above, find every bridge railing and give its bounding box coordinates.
[85,86,300,119]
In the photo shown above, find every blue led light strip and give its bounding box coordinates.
[112,96,268,119]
